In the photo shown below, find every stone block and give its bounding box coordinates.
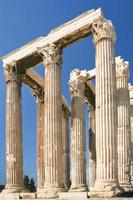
[20,192,36,199]
[59,192,88,200]
[0,193,20,200]
[90,199,133,200]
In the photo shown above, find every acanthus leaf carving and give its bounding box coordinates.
[37,43,63,66]
[115,56,129,78]
[91,17,116,45]
[4,62,21,83]
[69,68,87,102]
[32,88,44,103]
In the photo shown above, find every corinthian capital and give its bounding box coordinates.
[115,56,129,78]
[69,69,86,101]
[32,88,44,103]
[38,43,63,66]
[4,62,21,83]
[92,17,116,45]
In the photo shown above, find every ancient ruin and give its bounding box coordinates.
[0,8,133,200]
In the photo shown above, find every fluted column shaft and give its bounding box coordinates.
[62,108,70,190]
[89,104,96,188]
[34,91,45,190]
[95,30,117,185]
[91,19,120,196]
[4,65,23,193]
[129,85,133,184]
[116,58,131,190]
[71,96,86,191]
[69,69,87,191]
[39,44,64,195]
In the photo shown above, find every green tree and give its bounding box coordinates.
[23,175,36,192]
[23,175,30,191]
[29,178,36,192]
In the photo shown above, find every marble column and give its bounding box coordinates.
[129,84,133,184]
[38,44,64,197]
[3,64,23,193]
[116,57,132,191]
[88,103,96,188]
[69,69,87,192]
[90,18,122,197]
[32,89,45,191]
[62,106,70,190]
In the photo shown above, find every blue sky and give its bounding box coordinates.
[0,0,133,185]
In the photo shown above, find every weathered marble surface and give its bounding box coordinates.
[116,56,132,191]
[129,84,133,184]
[1,194,133,200]
[90,17,121,197]
[39,44,64,196]
[88,104,96,188]
[3,65,23,193]
[59,192,88,200]
[69,69,87,192]
[0,193,20,200]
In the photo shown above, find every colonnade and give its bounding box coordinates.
[2,53,71,197]
[1,12,133,199]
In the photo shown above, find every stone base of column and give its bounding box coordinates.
[20,192,36,199]
[89,160,96,188]
[2,185,23,194]
[59,191,88,200]
[131,180,133,185]
[0,193,20,200]
[120,183,133,192]
[37,183,65,198]
[89,181,124,197]
[63,186,69,192]
[70,184,87,192]
[37,187,46,198]
[37,187,44,193]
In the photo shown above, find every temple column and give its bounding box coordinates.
[69,69,87,192]
[88,103,96,188]
[38,44,64,198]
[129,84,133,184]
[3,64,23,193]
[62,106,70,190]
[116,57,132,191]
[32,90,45,192]
[90,18,122,197]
